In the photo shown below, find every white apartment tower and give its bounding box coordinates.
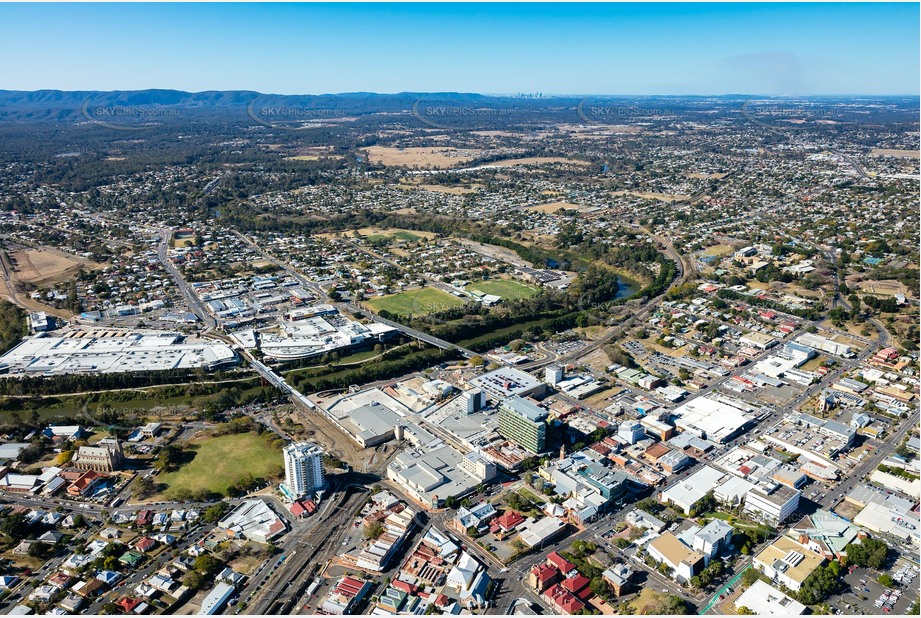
[545,365,564,386]
[283,442,326,498]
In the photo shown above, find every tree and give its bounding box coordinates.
[661,595,689,615]
[741,568,762,588]
[736,606,755,615]
[28,541,53,559]
[194,554,222,577]
[828,307,849,327]
[848,294,861,316]
[154,445,184,472]
[589,577,613,601]
[846,538,888,569]
[878,574,894,588]
[202,502,230,523]
[796,564,842,605]
[183,570,206,590]
[365,521,385,540]
[628,526,646,541]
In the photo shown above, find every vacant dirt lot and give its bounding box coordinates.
[365,146,479,168]
[870,148,920,159]
[396,183,481,195]
[10,249,99,284]
[489,156,591,167]
[526,201,590,213]
[612,190,691,202]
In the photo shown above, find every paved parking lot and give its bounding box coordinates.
[829,564,918,615]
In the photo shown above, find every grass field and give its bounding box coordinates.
[516,487,546,505]
[702,244,735,257]
[155,432,282,499]
[465,279,539,300]
[628,588,675,614]
[366,288,466,316]
[367,230,422,243]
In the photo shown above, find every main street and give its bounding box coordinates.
[156,228,217,328]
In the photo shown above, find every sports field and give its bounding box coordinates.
[366,287,465,316]
[156,432,282,499]
[466,279,539,300]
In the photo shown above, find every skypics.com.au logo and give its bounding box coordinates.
[740,99,846,132]
[247,99,349,131]
[576,98,674,125]
[81,101,180,131]
[411,99,513,131]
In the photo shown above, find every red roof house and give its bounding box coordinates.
[543,583,585,614]
[546,551,577,575]
[562,573,590,595]
[116,598,142,613]
[528,563,560,592]
[496,511,525,532]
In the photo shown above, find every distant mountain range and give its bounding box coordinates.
[0,90,913,125]
[0,89,492,109]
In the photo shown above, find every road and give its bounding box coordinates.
[156,228,217,328]
[517,225,697,372]
[819,407,921,511]
[233,229,476,358]
[345,302,477,358]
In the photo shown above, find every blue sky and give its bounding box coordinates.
[1,3,917,95]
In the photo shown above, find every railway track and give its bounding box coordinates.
[250,485,365,614]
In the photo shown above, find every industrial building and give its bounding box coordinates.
[671,395,758,444]
[324,388,413,448]
[387,443,495,508]
[762,412,855,470]
[216,499,288,544]
[795,332,853,357]
[660,465,726,514]
[0,330,238,376]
